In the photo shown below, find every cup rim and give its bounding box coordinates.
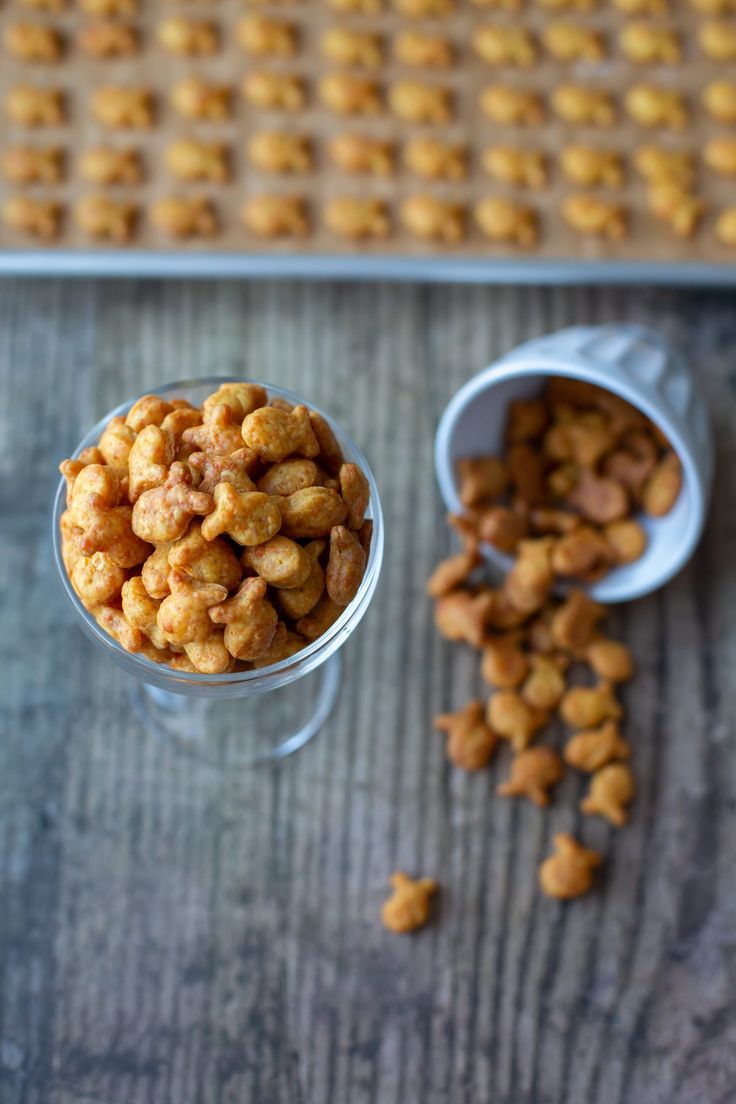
[434,349,707,603]
[53,376,384,692]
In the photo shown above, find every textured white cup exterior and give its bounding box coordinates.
[435,324,714,603]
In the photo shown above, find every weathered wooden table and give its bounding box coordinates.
[1,280,735,1104]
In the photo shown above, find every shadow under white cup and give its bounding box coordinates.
[434,325,714,603]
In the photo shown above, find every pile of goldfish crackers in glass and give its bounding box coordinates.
[427,377,682,904]
[59,383,371,675]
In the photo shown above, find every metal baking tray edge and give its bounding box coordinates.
[1,250,735,284]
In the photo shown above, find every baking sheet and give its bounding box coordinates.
[1,0,735,280]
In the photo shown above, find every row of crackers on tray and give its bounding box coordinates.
[4,15,736,64]
[8,0,736,15]
[4,75,736,126]
[5,134,735,185]
[4,189,736,244]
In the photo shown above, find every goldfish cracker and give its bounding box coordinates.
[200,485,281,546]
[434,589,493,647]
[530,508,581,536]
[251,624,305,667]
[580,763,635,825]
[401,195,465,244]
[2,145,64,185]
[560,680,622,728]
[625,84,688,129]
[95,606,144,653]
[434,699,498,770]
[279,486,347,539]
[560,146,623,188]
[3,195,62,241]
[93,87,154,130]
[508,442,545,505]
[127,425,175,502]
[275,541,326,618]
[567,469,628,524]
[168,521,242,589]
[552,85,616,127]
[586,639,633,681]
[521,654,566,710]
[551,588,604,650]
[150,197,218,240]
[126,395,173,433]
[328,134,394,177]
[562,195,628,240]
[497,746,563,806]
[60,511,86,574]
[335,463,368,531]
[539,833,601,898]
[642,451,682,516]
[389,82,452,124]
[171,77,232,121]
[71,552,126,610]
[203,383,267,423]
[189,450,257,496]
[156,569,228,647]
[78,22,139,57]
[480,85,544,125]
[257,459,318,497]
[242,534,311,589]
[634,145,695,186]
[603,518,647,564]
[477,506,528,554]
[507,399,548,443]
[487,689,547,750]
[482,147,547,189]
[98,417,136,478]
[132,463,213,544]
[243,72,306,112]
[182,630,234,675]
[457,456,508,507]
[320,74,381,116]
[141,544,174,599]
[321,26,383,67]
[551,525,611,577]
[427,548,480,598]
[564,719,630,771]
[504,538,554,614]
[157,17,218,56]
[381,873,437,934]
[475,198,539,248]
[394,30,453,68]
[472,24,537,66]
[295,593,343,639]
[543,22,605,61]
[121,575,168,650]
[243,196,309,239]
[242,404,319,463]
[325,198,390,241]
[481,636,529,688]
[326,525,366,606]
[395,0,454,13]
[237,14,297,57]
[182,405,243,457]
[160,407,203,452]
[4,22,64,62]
[68,464,120,530]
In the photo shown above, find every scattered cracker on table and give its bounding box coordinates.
[381,873,437,933]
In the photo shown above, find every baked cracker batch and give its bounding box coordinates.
[2,0,736,264]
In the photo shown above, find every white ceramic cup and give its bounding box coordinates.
[434,324,714,603]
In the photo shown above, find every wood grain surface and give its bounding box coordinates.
[1,280,735,1104]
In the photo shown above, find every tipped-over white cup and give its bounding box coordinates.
[434,324,714,603]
